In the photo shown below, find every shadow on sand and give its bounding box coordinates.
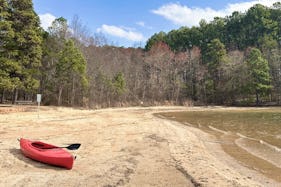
[9,148,65,171]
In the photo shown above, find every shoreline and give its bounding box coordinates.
[159,117,279,186]
[157,108,281,184]
[0,106,280,186]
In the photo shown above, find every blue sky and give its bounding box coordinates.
[33,0,280,47]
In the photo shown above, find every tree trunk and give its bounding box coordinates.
[71,77,75,106]
[0,90,4,103]
[58,86,63,106]
[256,92,259,106]
[13,89,18,104]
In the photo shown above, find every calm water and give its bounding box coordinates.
[158,108,281,182]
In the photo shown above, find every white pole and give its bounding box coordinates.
[37,94,42,119]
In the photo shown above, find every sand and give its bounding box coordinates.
[0,106,279,187]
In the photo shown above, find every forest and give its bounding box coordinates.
[0,0,281,107]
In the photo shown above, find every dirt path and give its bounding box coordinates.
[0,106,279,186]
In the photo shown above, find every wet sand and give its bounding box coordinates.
[159,108,281,183]
[0,106,279,186]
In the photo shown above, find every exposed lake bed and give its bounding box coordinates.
[1,106,280,186]
[158,107,281,183]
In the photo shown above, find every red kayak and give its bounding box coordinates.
[20,138,74,169]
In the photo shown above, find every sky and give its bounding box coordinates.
[33,0,280,47]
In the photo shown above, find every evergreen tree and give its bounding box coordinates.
[245,48,272,104]
[113,72,126,96]
[0,0,21,101]
[0,0,13,52]
[56,39,88,106]
[225,11,245,50]
[204,38,228,103]
[165,27,202,52]
[145,32,166,51]
[9,0,42,99]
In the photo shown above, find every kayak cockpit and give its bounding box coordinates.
[31,141,57,149]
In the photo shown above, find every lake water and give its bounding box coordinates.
[158,108,281,182]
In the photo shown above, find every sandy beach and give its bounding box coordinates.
[0,106,279,186]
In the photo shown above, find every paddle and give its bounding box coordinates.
[44,143,81,150]
[60,143,81,150]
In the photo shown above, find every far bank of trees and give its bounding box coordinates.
[145,3,281,106]
[0,1,280,107]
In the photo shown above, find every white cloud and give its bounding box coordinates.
[39,13,56,30]
[152,0,279,27]
[136,21,145,27]
[97,24,145,42]
[225,0,278,13]
[136,21,153,29]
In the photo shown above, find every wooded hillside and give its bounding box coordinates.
[0,0,280,107]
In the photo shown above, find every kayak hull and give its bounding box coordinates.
[20,138,74,169]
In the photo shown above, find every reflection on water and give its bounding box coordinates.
[158,108,281,182]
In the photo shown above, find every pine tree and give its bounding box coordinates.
[9,0,42,97]
[0,0,21,102]
[56,39,88,106]
[204,38,228,103]
[246,48,272,105]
